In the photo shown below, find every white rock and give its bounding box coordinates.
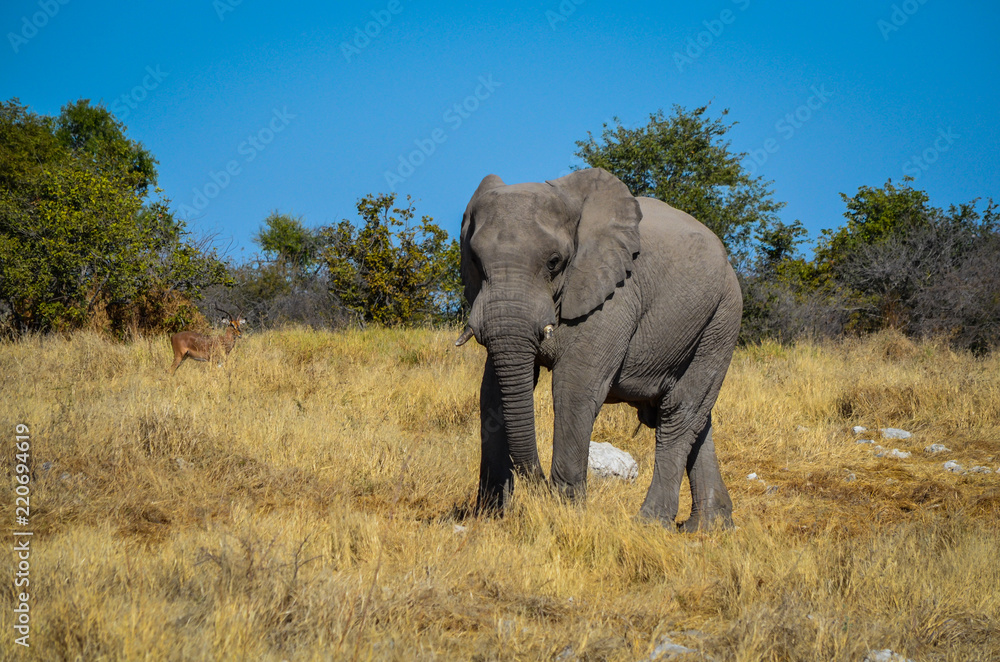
[648,636,699,660]
[864,649,914,662]
[856,439,874,444]
[852,425,868,434]
[924,444,950,454]
[588,441,638,480]
[746,472,758,480]
[970,466,993,474]
[881,428,912,439]
[845,473,857,482]
[555,646,576,662]
[887,449,911,459]
[943,460,963,473]
[796,425,809,432]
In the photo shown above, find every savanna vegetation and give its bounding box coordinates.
[2,97,999,660]
[1,329,998,660]
[4,98,998,353]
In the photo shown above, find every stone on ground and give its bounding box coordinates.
[864,649,913,662]
[588,441,638,480]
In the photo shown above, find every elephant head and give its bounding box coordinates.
[459,168,642,473]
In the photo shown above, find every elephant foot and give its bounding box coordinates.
[517,463,547,483]
[477,469,550,516]
[550,478,587,503]
[678,508,734,533]
[637,501,680,529]
[474,494,503,517]
[476,476,515,516]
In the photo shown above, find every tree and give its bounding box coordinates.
[815,178,933,273]
[254,211,320,272]
[575,104,785,267]
[832,195,999,345]
[54,99,158,197]
[0,98,229,335]
[739,176,1000,350]
[320,193,460,326]
[754,219,808,275]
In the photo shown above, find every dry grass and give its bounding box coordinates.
[1,327,998,661]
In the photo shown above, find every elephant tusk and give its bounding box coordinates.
[455,327,475,347]
[543,324,555,340]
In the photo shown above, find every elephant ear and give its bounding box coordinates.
[547,168,641,321]
[461,174,505,305]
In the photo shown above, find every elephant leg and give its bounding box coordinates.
[477,357,541,514]
[549,381,603,502]
[640,319,738,525]
[639,400,696,525]
[678,414,733,532]
[550,331,628,502]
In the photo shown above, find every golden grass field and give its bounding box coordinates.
[1,327,999,661]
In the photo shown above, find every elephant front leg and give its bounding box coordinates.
[678,414,733,532]
[477,358,541,514]
[550,373,609,503]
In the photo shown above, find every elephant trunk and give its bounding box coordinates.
[481,300,544,477]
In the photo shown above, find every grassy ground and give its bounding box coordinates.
[1,327,998,661]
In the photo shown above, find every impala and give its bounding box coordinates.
[169,305,245,375]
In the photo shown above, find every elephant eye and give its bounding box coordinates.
[546,254,561,273]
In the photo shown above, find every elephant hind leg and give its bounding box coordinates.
[677,302,739,531]
[639,400,696,525]
[640,305,738,528]
[678,413,733,532]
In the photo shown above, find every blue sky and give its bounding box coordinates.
[2,0,998,261]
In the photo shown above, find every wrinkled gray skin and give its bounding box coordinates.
[460,168,742,530]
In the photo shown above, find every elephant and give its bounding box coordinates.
[457,168,742,530]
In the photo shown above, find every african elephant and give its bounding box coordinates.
[458,168,742,530]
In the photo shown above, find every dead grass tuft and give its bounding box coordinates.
[1,327,997,660]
